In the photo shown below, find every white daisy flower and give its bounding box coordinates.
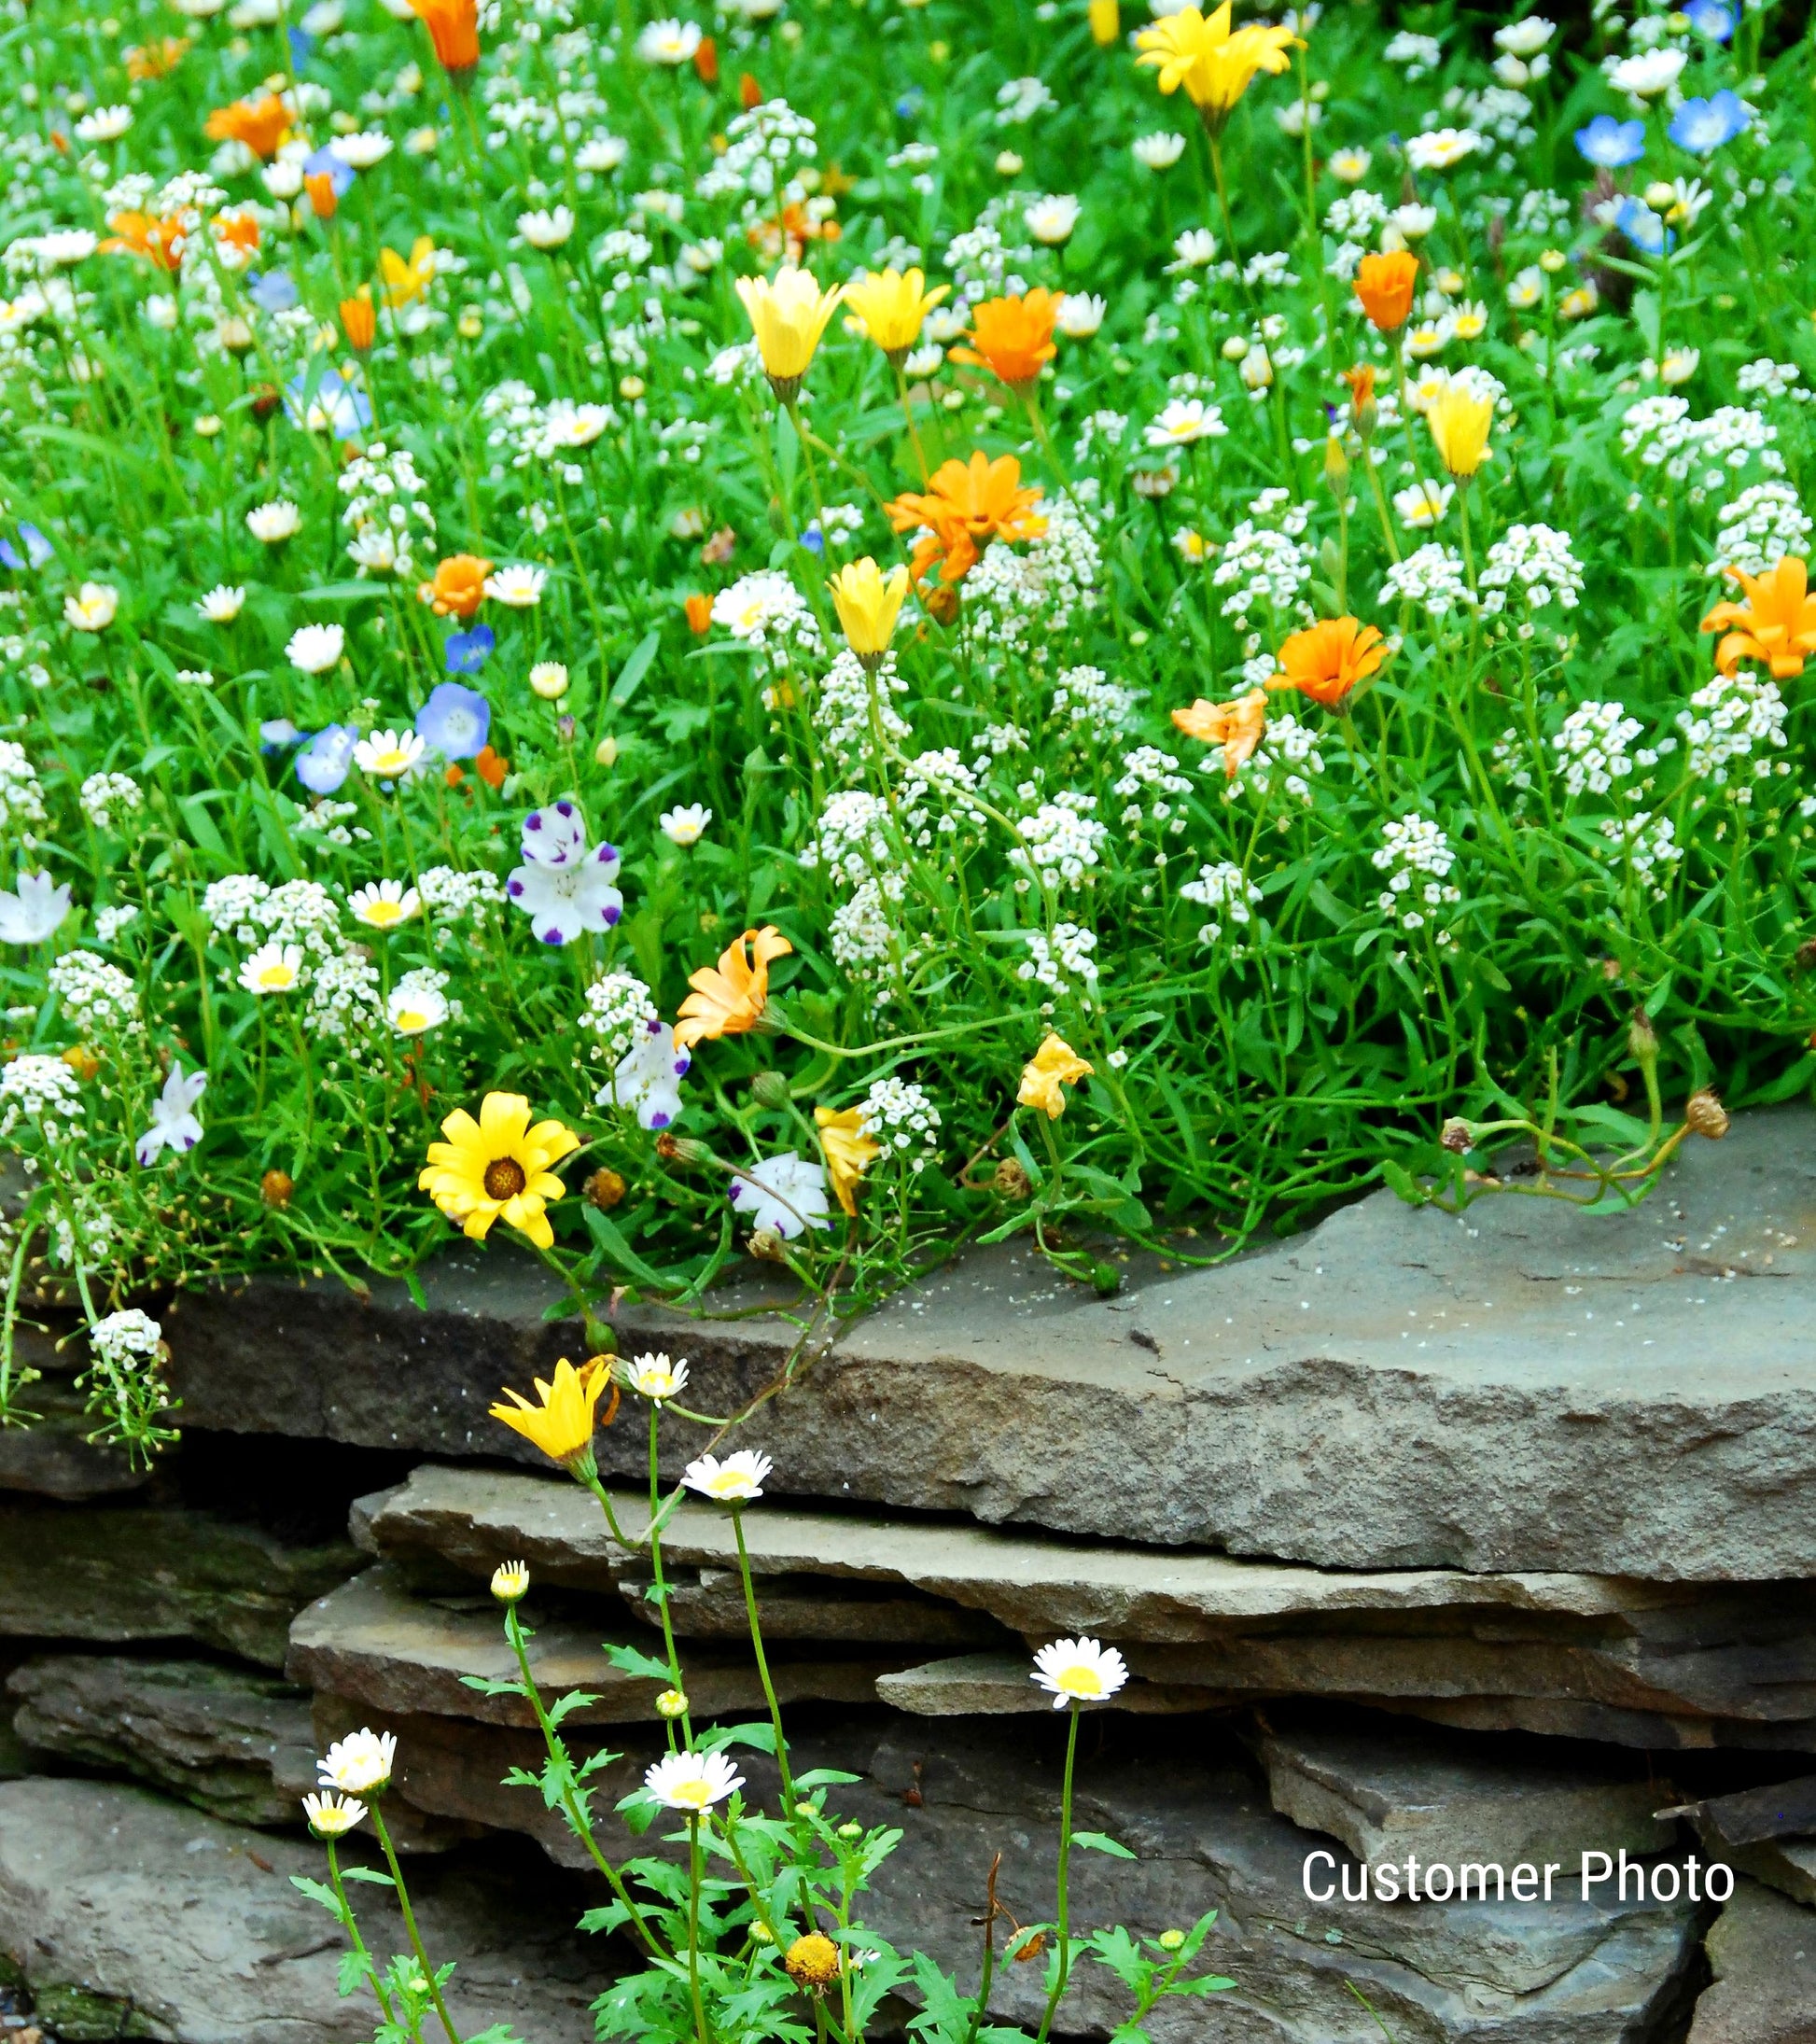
[316,1727,396,1795]
[286,623,345,674]
[659,803,712,847]
[643,1748,743,1812]
[681,1448,774,1504]
[246,499,302,543]
[63,582,119,632]
[240,942,304,994]
[197,584,245,623]
[620,1351,689,1403]
[387,983,448,1034]
[355,729,427,778]
[301,1789,367,1837]
[1031,1636,1129,1709]
[349,879,422,930]
[483,564,548,608]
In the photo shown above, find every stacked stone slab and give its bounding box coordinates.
[4,1110,1816,2039]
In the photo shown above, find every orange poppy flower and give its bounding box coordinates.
[948,289,1060,391]
[1699,556,1816,678]
[739,70,763,108]
[675,926,793,1051]
[417,553,493,618]
[684,593,714,634]
[1172,689,1268,777]
[409,0,480,80]
[887,451,1047,586]
[340,289,376,352]
[203,92,292,160]
[1353,250,1419,333]
[99,211,187,272]
[1267,617,1389,708]
[304,171,339,219]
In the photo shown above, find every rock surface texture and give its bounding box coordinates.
[170,1109,1816,1576]
[1686,1877,1816,2043]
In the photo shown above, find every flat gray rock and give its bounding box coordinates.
[0,1777,602,2044]
[168,1109,1816,1576]
[0,1379,149,1501]
[1255,1718,1677,1869]
[0,1502,358,1668]
[876,1650,1214,1715]
[7,1657,314,1828]
[288,1562,921,1726]
[1688,1877,1816,2043]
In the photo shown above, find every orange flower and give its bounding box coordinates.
[126,35,189,78]
[675,926,793,1051]
[1353,250,1419,333]
[684,593,714,634]
[739,70,762,109]
[1267,617,1389,708]
[948,289,1060,391]
[1172,690,1268,777]
[213,209,261,258]
[304,171,339,219]
[417,553,493,618]
[1340,363,1377,438]
[340,288,376,351]
[99,211,187,272]
[409,0,481,80]
[1699,556,1816,679]
[887,451,1047,586]
[203,92,292,160]
[693,34,719,84]
[476,744,508,790]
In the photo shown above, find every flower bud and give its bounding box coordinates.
[1627,1008,1658,1066]
[491,1560,530,1602]
[992,1156,1033,1199]
[656,1687,690,1719]
[584,1167,626,1211]
[1644,180,1676,212]
[654,1133,714,1167]
[1439,1117,1474,1155]
[750,1070,792,1110]
[260,1168,295,1207]
[1321,433,1349,499]
[1683,1088,1728,1140]
[747,1225,789,1263]
[785,1933,841,1991]
[1157,1928,1186,1953]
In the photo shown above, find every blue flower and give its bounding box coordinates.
[302,144,355,198]
[296,723,359,793]
[1669,90,1749,155]
[1612,196,1669,257]
[895,87,925,119]
[260,719,303,751]
[0,523,52,571]
[284,366,371,442]
[1683,0,1735,39]
[287,24,315,66]
[247,269,300,314]
[1574,114,1646,169]
[800,525,826,555]
[442,624,496,676]
[415,680,491,759]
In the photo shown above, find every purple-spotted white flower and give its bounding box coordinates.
[506,801,623,946]
[602,1015,691,1128]
[135,1061,207,1166]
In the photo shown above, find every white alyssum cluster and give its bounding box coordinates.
[812,649,910,774]
[803,790,896,889]
[339,441,437,581]
[418,865,507,929]
[1212,489,1313,627]
[1599,813,1683,891]
[78,771,143,831]
[1112,747,1193,831]
[47,950,140,1035]
[711,569,824,672]
[858,1076,939,1169]
[579,970,658,1063]
[963,492,1101,653]
[89,1307,163,1375]
[1675,672,1790,793]
[1382,542,1474,619]
[1477,524,1584,625]
[1372,813,1461,945]
[0,1052,83,1140]
[305,949,383,1040]
[1016,921,1099,1006]
[1179,861,1263,945]
[0,742,45,830]
[1011,791,1107,893]
[1553,702,1642,799]
[1620,395,1784,503]
[1051,665,1139,744]
[1710,482,1812,577]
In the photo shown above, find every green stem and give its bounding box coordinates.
[732,1510,795,1811]
[368,1801,463,2044]
[326,1839,400,2032]
[1034,1708,1081,2044]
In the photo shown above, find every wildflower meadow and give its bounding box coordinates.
[3,0,1814,1465]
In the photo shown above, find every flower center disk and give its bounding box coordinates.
[483,1156,528,1201]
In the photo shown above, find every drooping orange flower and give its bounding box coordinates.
[1172,690,1268,777]
[99,211,188,272]
[675,926,793,1051]
[408,0,481,82]
[340,288,376,351]
[948,289,1060,391]
[126,35,190,79]
[1353,250,1419,333]
[739,70,763,109]
[1699,556,1816,679]
[1268,617,1389,708]
[417,553,492,618]
[887,451,1047,586]
[203,92,292,160]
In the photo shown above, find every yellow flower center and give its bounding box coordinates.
[256,964,296,989]
[394,1006,431,1032]
[483,1156,528,1200]
[1056,1665,1104,1697]
[668,1777,714,1809]
[363,900,406,926]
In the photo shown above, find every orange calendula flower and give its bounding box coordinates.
[1700,556,1816,678]
[948,289,1060,391]
[684,592,714,634]
[675,926,793,1051]
[1268,617,1389,708]
[203,92,292,160]
[213,209,261,259]
[126,35,189,78]
[1172,689,1268,777]
[409,0,481,82]
[887,451,1047,587]
[418,553,492,618]
[814,1105,880,1216]
[1353,250,1419,333]
[100,211,187,272]
[1018,1033,1094,1119]
[304,171,339,219]
[475,744,508,790]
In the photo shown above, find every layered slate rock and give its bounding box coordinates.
[169,1108,1816,1576]
[356,1465,1816,1750]
[0,1379,150,1502]
[0,1777,603,2044]
[7,1656,314,1828]
[0,1501,359,1667]
[1686,1878,1816,2044]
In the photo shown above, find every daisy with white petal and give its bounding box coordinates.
[620,1351,689,1403]
[302,1789,367,1837]
[1394,479,1454,529]
[246,499,302,543]
[643,1748,743,1812]
[331,131,393,168]
[350,879,423,931]
[286,623,345,675]
[660,803,712,847]
[197,585,245,623]
[530,662,570,700]
[135,1061,207,1166]
[1031,1636,1129,1709]
[636,16,702,63]
[483,564,548,608]
[682,1448,773,1504]
[64,582,119,632]
[317,1726,396,1795]
[1055,293,1107,340]
[355,729,427,779]
[1132,132,1186,170]
[1144,398,1226,449]
[387,983,448,1034]
[1025,194,1080,245]
[240,942,304,994]
[517,206,575,249]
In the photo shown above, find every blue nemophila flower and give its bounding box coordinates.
[259,719,303,750]
[1574,114,1645,169]
[248,269,300,314]
[416,679,491,756]
[285,366,371,442]
[287,25,315,67]
[1683,0,1735,39]
[442,625,495,676]
[1612,196,1669,257]
[296,723,359,794]
[1670,91,1749,155]
[302,144,355,198]
[0,523,53,571]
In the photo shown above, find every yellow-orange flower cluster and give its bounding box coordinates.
[1172,691,1268,777]
[948,290,1059,391]
[1268,617,1389,708]
[887,452,1047,588]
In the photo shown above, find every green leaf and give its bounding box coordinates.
[583,1204,674,1290]
[1071,1829,1138,1859]
[608,627,662,707]
[604,1640,678,1684]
